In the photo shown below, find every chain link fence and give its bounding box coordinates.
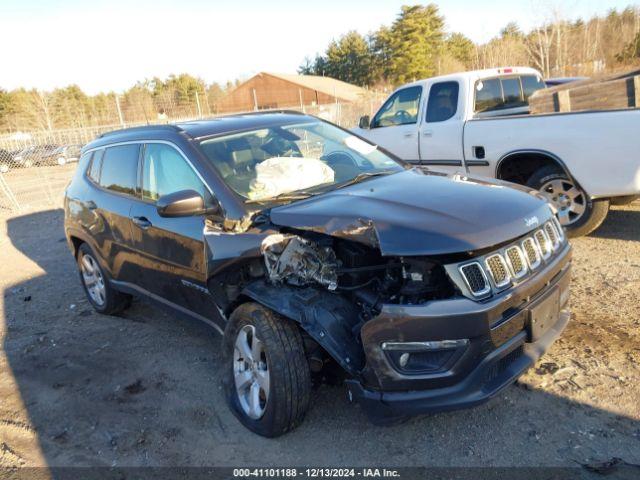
[0,97,383,215]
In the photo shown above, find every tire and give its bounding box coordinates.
[77,243,131,315]
[527,167,609,238]
[223,302,311,437]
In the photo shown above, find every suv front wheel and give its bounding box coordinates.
[223,303,311,437]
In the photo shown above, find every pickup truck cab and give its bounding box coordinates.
[354,67,640,236]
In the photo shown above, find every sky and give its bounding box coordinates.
[0,0,635,94]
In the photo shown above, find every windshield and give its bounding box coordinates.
[198,120,404,202]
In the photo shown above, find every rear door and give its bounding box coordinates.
[128,142,216,318]
[419,80,465,173]
[90,143,141,283]
[362,86,422,161]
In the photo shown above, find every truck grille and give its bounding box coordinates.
[459,262,490,295]
[485,254,510,288]
[505,246,527,279]
[457,219,566,299]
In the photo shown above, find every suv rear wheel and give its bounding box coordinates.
[77,243,131,315]
[223,302,311,437]
[527,167,609,237]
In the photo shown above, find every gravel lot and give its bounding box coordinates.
[0,202,638,474]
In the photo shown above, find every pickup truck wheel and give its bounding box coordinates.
[527,168,609,237]
[77,243,132,315]
[223,302,311,437]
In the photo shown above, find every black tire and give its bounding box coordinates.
[77,243,131,315]
[223,302,311,437]
[527,167,610,238]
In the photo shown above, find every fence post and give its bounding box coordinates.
[252,89,258,111]
[0,172,21,212]
[195,91,202,118]
[115,95,125,127]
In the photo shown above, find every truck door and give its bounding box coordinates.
[419,80,465,173]
[362,86,422,161]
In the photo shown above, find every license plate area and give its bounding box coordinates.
[528,287,560,342]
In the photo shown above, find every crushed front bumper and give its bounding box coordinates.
[346,243,572,423]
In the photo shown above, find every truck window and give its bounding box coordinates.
[475,78,503,112]
[371,86,422,128]
[475,75,542,113]
[521,75,546,100]
[426,81,459,122]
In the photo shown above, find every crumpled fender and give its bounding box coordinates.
[241,280,364,375]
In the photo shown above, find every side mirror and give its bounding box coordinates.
[358,115,371,129]
[156,189,220,218]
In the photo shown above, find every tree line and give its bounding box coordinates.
[299,4,640,87]
[1,4,639,134]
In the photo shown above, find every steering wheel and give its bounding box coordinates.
[394,110,413,124]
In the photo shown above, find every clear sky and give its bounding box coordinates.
[0,0,635,94]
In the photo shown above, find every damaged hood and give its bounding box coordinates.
[268,169,553,256]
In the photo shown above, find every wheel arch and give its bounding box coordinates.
[238,281,365,376]
[495,149,590,197]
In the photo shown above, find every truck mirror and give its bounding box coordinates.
[359,115,370,129]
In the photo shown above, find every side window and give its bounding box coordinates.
[142,143,208,202]
[86,149,103,183]
[521,75,546,100]
[371,86,422,128]
[426,81,459,122]
[99,144,140,196]
[475,78,503,112]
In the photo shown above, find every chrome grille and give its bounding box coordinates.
[485,254,511,288]
[552,216,565,240]
[505,246,527,279]
[522,237,542,270]
[545,222,559,249]
[459,262,490,296]
[534,229,552,259]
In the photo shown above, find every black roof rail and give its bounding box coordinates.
[98,124,184,139]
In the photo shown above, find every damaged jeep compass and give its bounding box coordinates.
[64,112,571,437]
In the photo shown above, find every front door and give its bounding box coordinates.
[128,142,216,318]
[360,86,423,161]
[419,80,465,174]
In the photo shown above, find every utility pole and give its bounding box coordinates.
[195,91,202,118]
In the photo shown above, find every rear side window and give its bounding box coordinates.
[475,78,503,112]
[501,77,522,104]
[426,81,459,122]
[99,144,140,196]
[87,150,103,183]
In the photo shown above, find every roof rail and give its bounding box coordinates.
[98,124,184,139]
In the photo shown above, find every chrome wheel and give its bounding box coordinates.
[233,325,270,419]
[80,253,106,306]
[539,178,586,226]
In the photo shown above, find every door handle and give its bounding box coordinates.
[403,132,415,138]
[132,216,152,229]
[422,130,433,137]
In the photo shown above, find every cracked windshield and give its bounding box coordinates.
[198,120,403,202]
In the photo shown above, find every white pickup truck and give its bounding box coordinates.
[353,67,640,236]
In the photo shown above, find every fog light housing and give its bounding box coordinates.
[381,340,469,374]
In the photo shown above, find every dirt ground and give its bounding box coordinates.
[0,201,638,474]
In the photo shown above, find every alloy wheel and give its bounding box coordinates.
[233,325,270,419]
[80,253,106,306]
[539,178,586,226]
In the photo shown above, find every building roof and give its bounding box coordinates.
[262,72,369,102]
